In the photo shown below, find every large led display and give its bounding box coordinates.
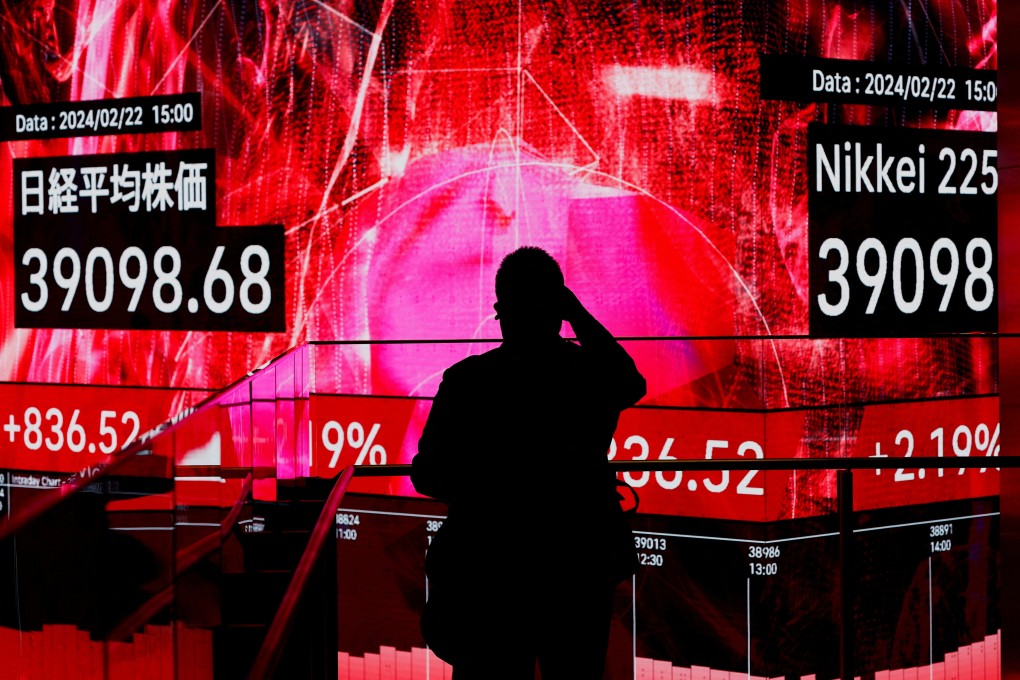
[0,0,1001,678]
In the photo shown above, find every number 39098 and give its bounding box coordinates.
[817,236,993,317]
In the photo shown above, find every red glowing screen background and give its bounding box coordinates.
[0,1,1003,677]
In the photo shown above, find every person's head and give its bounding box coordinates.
[494,246,564,341]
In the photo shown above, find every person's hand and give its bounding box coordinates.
[559,285,585,325]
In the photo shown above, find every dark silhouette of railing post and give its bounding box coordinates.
[838,469,854,680]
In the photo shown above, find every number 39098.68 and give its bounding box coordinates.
[20,245,272,316]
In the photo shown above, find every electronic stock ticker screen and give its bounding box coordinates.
[0,0,1002,678]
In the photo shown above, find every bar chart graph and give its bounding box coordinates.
[338,646,452,680]
[0,623,213,679]
[336,632,999,680]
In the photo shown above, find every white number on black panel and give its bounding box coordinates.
[817,237,993,316]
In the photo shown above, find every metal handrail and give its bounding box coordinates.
[247,466,357,680]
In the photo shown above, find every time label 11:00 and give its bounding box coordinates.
[21,244,270,315]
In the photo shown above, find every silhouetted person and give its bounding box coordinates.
[412,246,646,679]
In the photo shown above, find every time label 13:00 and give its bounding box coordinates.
[20,244,275,326]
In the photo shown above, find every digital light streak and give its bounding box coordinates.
[603,65,720,104]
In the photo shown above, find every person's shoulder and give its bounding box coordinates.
[441,348,502,381]
[443,353,482,376]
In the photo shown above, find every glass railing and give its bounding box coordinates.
[301,457,1008,680]
[0,439,237,678]
[0,339,1007,679]
[0,343,314,679]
